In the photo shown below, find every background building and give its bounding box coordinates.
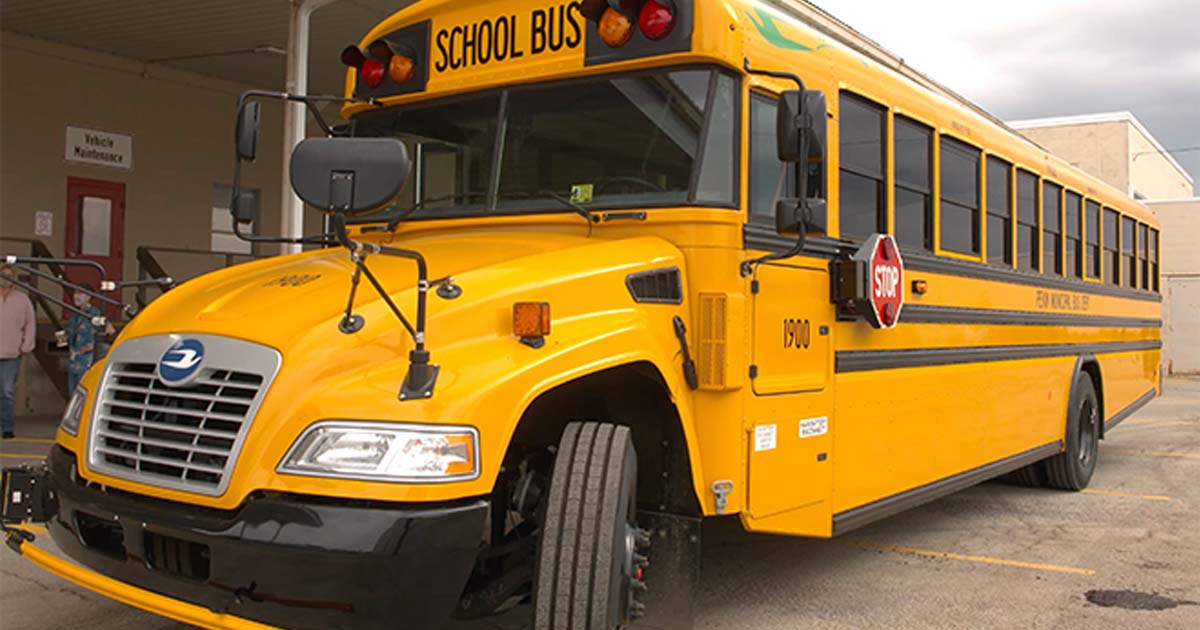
[1010,112,1198,375]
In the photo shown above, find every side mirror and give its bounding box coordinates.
[776,199,828,236]
[290,137,411,216]
[777,89,828,163]
[237,102,261,162]
[776,90,805,163]
[230,191,259,225]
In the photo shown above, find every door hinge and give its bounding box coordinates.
[750,279,760,294]
[749,364,758,379]
[711,480,733,515]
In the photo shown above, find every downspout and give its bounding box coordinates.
[280,0,341,254]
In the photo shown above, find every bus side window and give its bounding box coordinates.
[1016,169,1039,272]
[938,136,981,256]
[838,92,886,241]
[1150,228,1160,292]
[1064,190,1082,278]
[894,115,933,252]
[1139,223,1150,290]
[1122,215,1137,288]
[748,94,795,220]
[1085,200,1101,279]
[1042,181,1063,275]
[1103,207,1119,285]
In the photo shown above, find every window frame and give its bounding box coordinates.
[1084,199,1101,280]
[1103,207,1119,286]
[1121,215,1138,289]
[984,155,1014,267]
[1015,168,1040,272]
[1064,190,1083,279]
[1041,180,1064,276]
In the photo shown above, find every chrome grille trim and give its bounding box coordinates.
[86,335,282,496]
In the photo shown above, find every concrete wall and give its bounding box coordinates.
[1,33,299,278]
[1129,127,1194,200]
[1,32,326,413]
[1147,198,1200,375]
[1016,121,1129,194]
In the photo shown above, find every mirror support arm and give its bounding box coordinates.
[741,58,813,277]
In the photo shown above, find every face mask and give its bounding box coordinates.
[74,294,89,307]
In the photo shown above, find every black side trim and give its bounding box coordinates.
[905,252,1162,303]
[832,442,1062,535]
[744,223,848,259]
[1103,388,1157,433]
[836,340,1162,373]
[743,225,1161,303]
[626,267,684,304]
[902,304,1162,329]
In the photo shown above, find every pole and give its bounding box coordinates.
[281,0,341,255]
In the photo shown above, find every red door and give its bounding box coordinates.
[64,177,125,319]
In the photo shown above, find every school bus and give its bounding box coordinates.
[2,1,1163,629]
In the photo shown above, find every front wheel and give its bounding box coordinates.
[533,422,648,630]
[1045,374,1100,490]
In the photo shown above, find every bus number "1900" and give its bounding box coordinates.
[783,318,811,350]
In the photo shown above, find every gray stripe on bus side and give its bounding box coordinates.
[835,340,1162,373]
[832,441,1063,536]
[901,304,1162,329]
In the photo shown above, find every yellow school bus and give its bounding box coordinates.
[3,1,1162,629]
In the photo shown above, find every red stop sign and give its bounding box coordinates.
[866,234,904,328]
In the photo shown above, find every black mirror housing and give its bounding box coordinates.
[776,90,805,163]
[230,191,259,225]
[236,102,261,162]
[803,90,827,162]
[290,137,411,216]
[775,199,828,237]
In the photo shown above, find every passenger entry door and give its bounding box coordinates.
[744,261,835,535]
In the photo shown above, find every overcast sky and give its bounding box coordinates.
[816,0,1200,195]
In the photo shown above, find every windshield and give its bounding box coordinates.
[352,66,738,222]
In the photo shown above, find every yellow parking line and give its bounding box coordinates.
[1124,419,1200,427]
[0,453,46,460]
[1081,489,1171,502]
[839,540,1096,575]
[3,437,57,445]
[1105,448,1200,460]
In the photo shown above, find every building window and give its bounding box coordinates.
[1085,200,1101,279]
[1139,224,1150,290]
[1016,170,1039,272]
[1103,208,1119,285]
[894,115,933,251]
[748,95,794,220]
[1150,228,1160,292]
[1064,191,1082,278]
[212,185,256,255]
[938,136,981,256]
[1122,216,1137,289]
[986,157,1013,266]
[1041,182,1062,275]
[838,92,886,241]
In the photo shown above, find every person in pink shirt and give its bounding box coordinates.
[0,264,37,439]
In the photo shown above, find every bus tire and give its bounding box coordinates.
[534,422,646,630]
[1006,462,1046,487]
[1044,373,1100,490]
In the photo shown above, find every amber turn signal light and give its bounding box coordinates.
[912,279,928,295]
[513,302,551,337]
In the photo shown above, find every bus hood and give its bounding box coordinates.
[117,228,684,362]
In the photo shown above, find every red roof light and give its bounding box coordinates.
[638,0,676,41]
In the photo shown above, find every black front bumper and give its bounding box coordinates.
[36,447,488,630]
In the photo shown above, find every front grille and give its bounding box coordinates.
[87,335,281,496]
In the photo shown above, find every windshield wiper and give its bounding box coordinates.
[495,190,597,234]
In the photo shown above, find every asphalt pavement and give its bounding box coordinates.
[2,379,1198,629]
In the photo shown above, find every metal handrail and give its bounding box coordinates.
[135,245,265,308]
[1,237,66,330]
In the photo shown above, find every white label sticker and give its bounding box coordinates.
[800,416,829,438]
[754,424,778,452]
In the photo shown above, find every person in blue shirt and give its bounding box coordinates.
[67,286,115,393]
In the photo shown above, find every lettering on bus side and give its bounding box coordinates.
[1035,289,1091,312]
[434,3,583,73]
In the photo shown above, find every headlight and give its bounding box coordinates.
[60,386,87,436]
[278,421,479,482]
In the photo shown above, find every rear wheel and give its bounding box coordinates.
[533,422,648,630]
[1045,374,1100,490]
